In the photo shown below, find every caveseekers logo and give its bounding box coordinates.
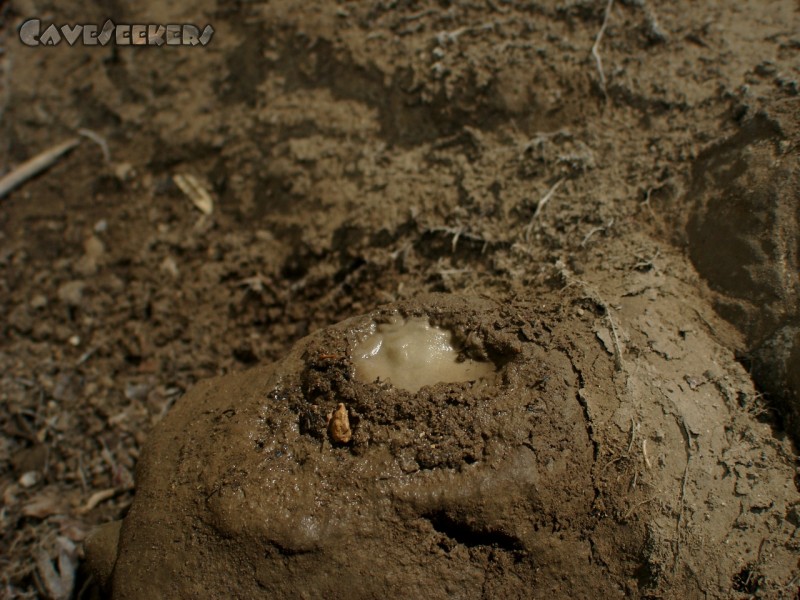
[19,19,214,47]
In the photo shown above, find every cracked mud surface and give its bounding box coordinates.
[1,0,799,597]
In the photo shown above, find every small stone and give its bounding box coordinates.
[84,236,105,260]
[125,382,151,401]
[57,281,86,306]
[19,471,41,488]
[160,257,179,277]
[327,403,352,444]
[114,162,134,181]
[30,294,48,309]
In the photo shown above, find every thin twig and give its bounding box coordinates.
[76,488,118,515]
[626,419,637,454]
[581,218,614,247]
[77,129,111,163]
[0,138,81,199]
[427,225,488,253]
[76,347,97,366]
[692,307,719,341]
[642,187,657,220]
[622,495,658,520]
[601,418,637,471]
[606,309,624,371]
[524,178,565,240]
[174,173,214,215]
[592,0,614,98]
[438,268,470,276]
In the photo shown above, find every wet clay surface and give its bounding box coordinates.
[100,293,799,598]
[1,0,799,597]
[110,295,600,598]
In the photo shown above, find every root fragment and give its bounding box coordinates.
[591,0,614,98]
[524,178,565,240]
[0,138,80,199]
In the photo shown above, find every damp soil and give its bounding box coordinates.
[0,0,799,598]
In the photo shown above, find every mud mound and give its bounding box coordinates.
[86,293,799,598]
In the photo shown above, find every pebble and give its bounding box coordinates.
[125,382,151,402]
[84,236,105,260]
[160,256,179,277]
[30,294,48,309]
[19,471,41,488]
[75,236,106,276]
[114,162,134,181]
[57,280,85,306]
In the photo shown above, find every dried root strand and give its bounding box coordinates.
[0,138,81,199]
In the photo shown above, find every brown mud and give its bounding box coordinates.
[94,293,799,598]
[0,0,798,598]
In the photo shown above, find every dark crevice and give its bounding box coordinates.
[569,359,599,463]
[425,511,525,555]
[732,565,762,594]
[561,347,605,557]
[265,540,316,557]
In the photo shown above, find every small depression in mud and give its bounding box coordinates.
[352,315,496,393]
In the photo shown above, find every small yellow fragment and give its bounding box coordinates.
[174,173,214,215]
[327,403,352,444]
